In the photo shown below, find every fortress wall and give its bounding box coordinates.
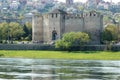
[49,14,61,41]
[84,13,103,44]
[32,14,44,43]
[32,10,103,44]
[43,14,50,43]
[60,14,66,38]
[65,17,84,33]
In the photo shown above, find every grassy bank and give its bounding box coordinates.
[0,50,120,60]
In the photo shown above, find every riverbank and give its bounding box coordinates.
[0,44,120,51]
[0,50,120,60]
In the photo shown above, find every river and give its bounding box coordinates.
[0,58,120,80]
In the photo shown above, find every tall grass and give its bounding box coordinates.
[0,50,120,60]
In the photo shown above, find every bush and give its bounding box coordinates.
[55,32,89,51]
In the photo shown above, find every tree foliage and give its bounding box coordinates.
[9,22,24,40]
[55,32,89,50]
[0,22,32,43]
[101,24,118,44]
[22,22,32,40]
[0,22,9,42]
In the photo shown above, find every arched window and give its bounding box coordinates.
[52,30,57,40]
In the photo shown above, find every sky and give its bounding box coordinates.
[57,0,120,3]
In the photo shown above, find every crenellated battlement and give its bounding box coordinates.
[48,9,103,20]
[84,11,101,18]
[64,14,83,20]
[32,9,103,44]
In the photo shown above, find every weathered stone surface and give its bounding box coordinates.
[32,9,103,44]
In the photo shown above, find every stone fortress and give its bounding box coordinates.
[32,9,103,44]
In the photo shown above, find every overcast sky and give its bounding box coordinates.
[57,0,120,3]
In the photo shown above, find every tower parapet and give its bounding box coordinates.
[65,14,83,19]
[84,11,102,18]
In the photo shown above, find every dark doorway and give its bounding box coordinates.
[52,30,57,40]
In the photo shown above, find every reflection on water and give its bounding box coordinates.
[0,58,120,80]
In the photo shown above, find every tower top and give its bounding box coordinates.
[50,9,67,14]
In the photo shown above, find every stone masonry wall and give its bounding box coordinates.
[32,14,44,43]
[43,14,50,43]
[32,10,103,44]
[84,11,103,44]
[49,13,65,42]
[65,16,84,33]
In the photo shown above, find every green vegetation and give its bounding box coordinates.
[100,24,120,50]
[0,50,120,60]
[0,22,32,43]
[55,32,89,51]
[101,24,118,44]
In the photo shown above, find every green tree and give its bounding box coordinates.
[55,32,89,51]
[101,24,118,44]
[0,22,9,43]
[103,16,110,25]
[101,24,118,50]
[22,22,32,41]
[23,24,29,37]
[9,22,24,42]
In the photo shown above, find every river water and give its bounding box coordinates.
[0,58,120,80]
